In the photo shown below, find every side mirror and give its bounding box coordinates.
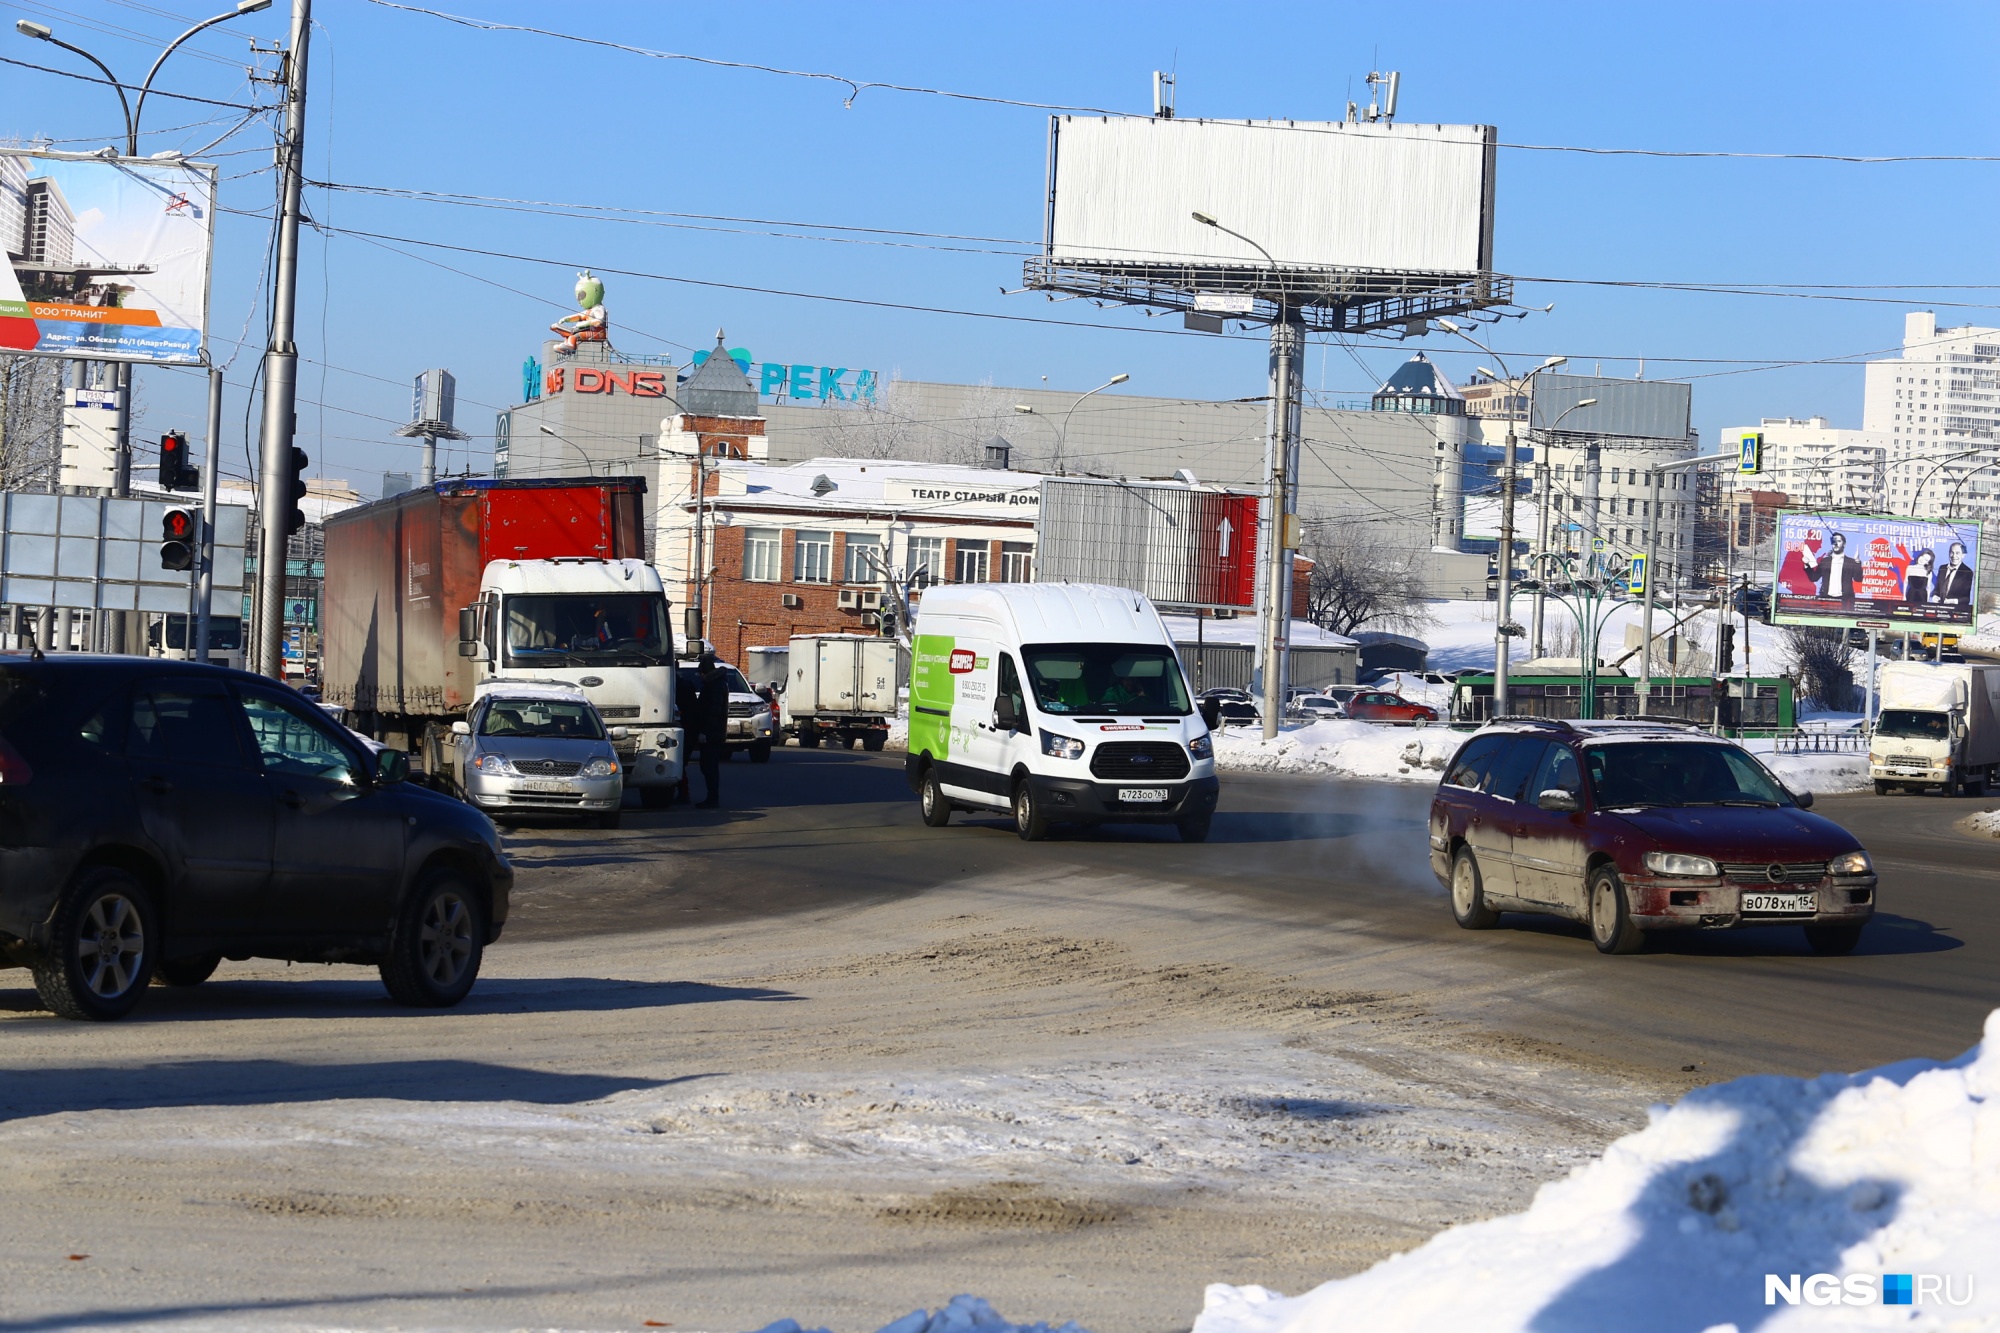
[458,606,479,643]
[995,695,1021,731]
[1536,788,1581,813]
[450,720,470,736]
[608,726,629,740]
[375,748,409,785]
[1795,790,1815,809]
[1200,698,1222,730]
[458,639,483,658]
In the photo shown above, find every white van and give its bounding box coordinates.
[905,583,1220,841]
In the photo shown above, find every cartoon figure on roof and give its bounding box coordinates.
[549,271,608,355]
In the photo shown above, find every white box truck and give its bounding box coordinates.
[1869,661,2000,796]
[781,633,904,751]
[904,583,1220,841]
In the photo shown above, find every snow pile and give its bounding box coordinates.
[1193,1011,2000,1333]
[1209,719,1458,783]
[1963,808,2000,838]
[1958,610,2000,657]
[1755,749,1871,796]
[753,1295,1088,1333]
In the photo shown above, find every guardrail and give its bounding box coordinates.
[1770,727,1870,754]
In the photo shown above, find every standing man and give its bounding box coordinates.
[1800,530,1863,605]
[1933,541,1975,607]
[693,654,730,810]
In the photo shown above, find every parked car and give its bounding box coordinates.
[1294,694,1348,720]
[0,656,512,1020]
[1199,688,1260,726]
[447,681,624,827]
[1345,690,1439,724]
[675,660,776,761]
[1429,718,1875,955]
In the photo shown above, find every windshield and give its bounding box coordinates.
[1023,644,1191,717]
[678,665,753,694]
[479,697,604,740]
[1876,709,1949,741]
[1584,742,1792,808]
[504,593,671,667]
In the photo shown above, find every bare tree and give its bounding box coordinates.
[0,355,64,492]
[1781,625,1856,712]
[826,376,1014,467]
[1300,521,1433,637]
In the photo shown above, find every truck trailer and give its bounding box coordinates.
[321,477,685,806]
[1869,661,2000,796]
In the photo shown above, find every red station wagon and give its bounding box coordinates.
[1429,718,1877,954]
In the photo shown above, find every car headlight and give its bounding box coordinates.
[580,756,619,779]
[1040,729,1084,760]
[473,753,517,776]
[1187,733,1213,759]
[1830,850,1873,876]
[1643,851,1719,877]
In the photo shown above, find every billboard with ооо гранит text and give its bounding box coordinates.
[0,148,216,366]
[1771,511,1981,632]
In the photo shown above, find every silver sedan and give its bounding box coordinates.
[451,693,625,827]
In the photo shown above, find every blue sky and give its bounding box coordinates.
[4,0,1998,492]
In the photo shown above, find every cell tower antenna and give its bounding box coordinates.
[1152,70,1176,119]
[1362,70,1401,122]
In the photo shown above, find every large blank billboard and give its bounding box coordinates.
[1046,117,1496,274]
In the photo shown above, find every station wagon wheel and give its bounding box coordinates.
[1588,866,1645,955]
[32,866,157,1020]
[380,869,486,1007]
[1450,848,1498,929]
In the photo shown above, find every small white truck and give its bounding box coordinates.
[1869,661,2000,796]
[780,633,905,752]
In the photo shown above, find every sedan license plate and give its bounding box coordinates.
[1121,787,1169,803]
[519,780,571,794]
[1741,890,1816,915]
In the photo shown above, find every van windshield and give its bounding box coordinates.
[1875,709,1948,741]
[1022,644,1191,717]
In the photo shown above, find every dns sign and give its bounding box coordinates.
[545,367,670,397]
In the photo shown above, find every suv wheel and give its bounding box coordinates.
[919,766,951,827]
[155,953,222,988]
[33,866,157,1020]
[1450,848,1499,929]
[749,741,773,763]
[380,869,486,1007]
[1804,920,1865,955]
[1588,866,1645,955]
[1012,779,1049,842]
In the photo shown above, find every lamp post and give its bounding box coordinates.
[1435,320,1566,718]
[536,424,596,476]
[1525,397,1598,657]
[1054,373,1128,474]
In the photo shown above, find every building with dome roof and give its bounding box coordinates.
[1365,353,1476,551]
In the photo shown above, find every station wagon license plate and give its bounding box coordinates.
[1741,891,1816,915]
[1121,787,1168,803]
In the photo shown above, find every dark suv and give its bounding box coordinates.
[0,655,512,1019]
[1429,719,1875,955]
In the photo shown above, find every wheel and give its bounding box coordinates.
[1945,776,1964,798]
[1176,811,1212,843]
[640,784,672,810]
[862,732,887,753]
[1973,775,1991,797]
[1012,779,1049,842]
[32,866,158,1020]
[749,742,772,763]
[155,952,221,988]
[1873,780,1891,796]
[1588,865,1645,955]
[1804,920,1866,955]
[843,733,860,751]
[595,811,622,829]
[919,765,952,827]
[1449,847,1500,929]
[379,869,486,1008]
[798,727,821,749]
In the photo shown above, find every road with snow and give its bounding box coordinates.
[1,749,1994,1333]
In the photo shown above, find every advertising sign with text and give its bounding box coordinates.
[1771,510,1980,631]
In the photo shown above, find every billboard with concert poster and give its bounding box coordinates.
[1771,510,1981,631]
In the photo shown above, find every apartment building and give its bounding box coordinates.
[1863,312,2000,519]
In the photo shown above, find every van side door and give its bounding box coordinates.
[942,638,1009,807]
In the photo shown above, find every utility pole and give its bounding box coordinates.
[1260,312,1302,741]
[1639,449,1732,715]
[1529,455,1550,657]
[253,0,310,679]
[1494,416,1520,716]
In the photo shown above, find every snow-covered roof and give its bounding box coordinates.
[702,456,1046,521]
[1158,613,1356,648]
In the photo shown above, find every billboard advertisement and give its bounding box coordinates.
[1771,511,1981,631]
[1037,477,1260,610]
[1,148,216,365]
[1046,117,1496,274]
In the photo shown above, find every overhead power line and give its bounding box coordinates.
[0,53,266,110]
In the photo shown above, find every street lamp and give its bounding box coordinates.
[537,424,596,476]
[1435,318,1565,717]
[1055,373,1128,474]
[1191,211,1275,266]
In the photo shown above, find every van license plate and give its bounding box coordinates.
[1741,891,1816,915]
[1121,787,1168,803]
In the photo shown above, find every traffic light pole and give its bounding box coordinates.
[253,0,310,679]
[195,366,223,664]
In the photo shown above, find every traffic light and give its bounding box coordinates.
[281,445,309,537]
[158,431,197,492]
[1718,622,1736,673]
[160,507,198,571]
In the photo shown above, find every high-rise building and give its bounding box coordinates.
[1864,312,2000,521]
[22,176,74,266]
[0,153,28,262]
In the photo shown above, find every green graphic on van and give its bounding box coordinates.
[910,633,957,758]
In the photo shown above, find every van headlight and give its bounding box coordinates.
[1187,733,1212,759]
[580,757,619,779]
[1830,850,1872,876]
[1039,729,1084,760]
[1643,851,1718,877]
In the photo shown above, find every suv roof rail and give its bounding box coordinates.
[1485,715,1576,731]
[1602,715,1711,729]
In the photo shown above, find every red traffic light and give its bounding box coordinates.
[162,508,196,541]
[160,507,198,571]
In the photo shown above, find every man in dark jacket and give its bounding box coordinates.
[692,654,731,809]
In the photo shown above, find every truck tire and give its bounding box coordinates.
[842,733,860,751]
[32,866,158,1020]
[749,742,772,763]
[862,732,887,752]
[798,727,821,749]
[919,766,951,827]
[379,868,485,1008]
[1588,866,1645,955]
[1873,780,1890,795]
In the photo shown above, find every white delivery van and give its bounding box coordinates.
[906,583,1220,841]
[1869,661,2000,795]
